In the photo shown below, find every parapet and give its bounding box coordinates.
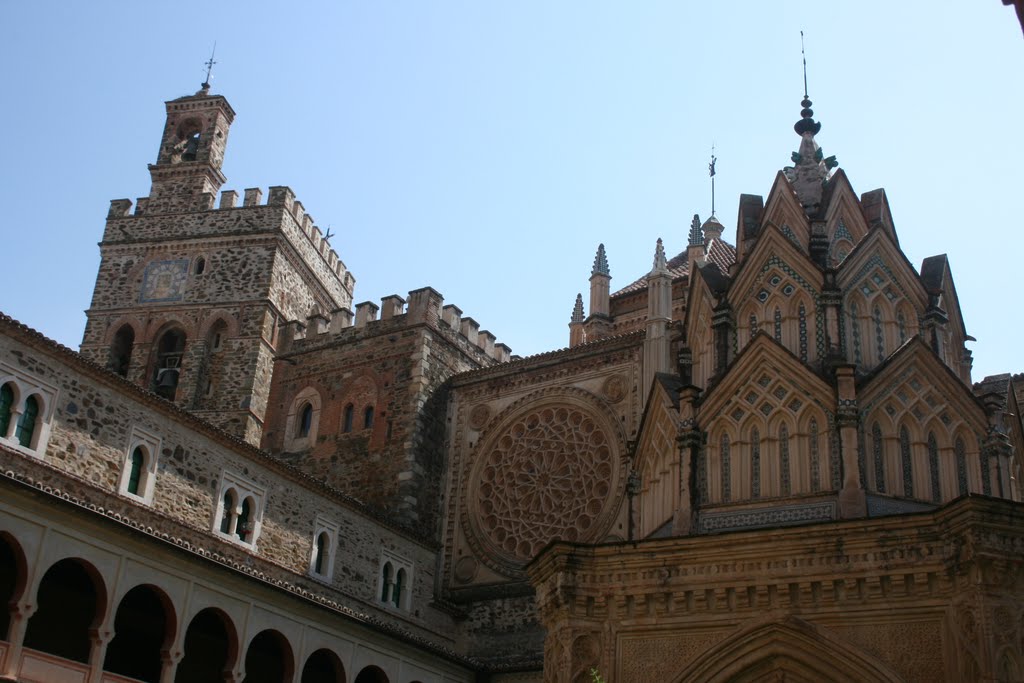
[107,186,352,286]
[278,288,513,364]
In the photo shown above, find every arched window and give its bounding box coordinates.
[750,427,761,499]
[873,304,885,363]
[342,404,354,433]
[955,437,968,496]
[195,256,206,275]
[109,325,135,377]
[127,446,145,496]
[809,417,821,491]
[181,132,201,162]
[220,490,235,535]
[298,403,314,438]
[380,562,392,603]
[393,568,406,608]
[0,383,13,438]
[720,433,731,503]
[872,422,885,493]
[237,497,253,542]
[363,405,374,430]
[779,424,791,496]
[900,426,913,497]
[928,432,941,503]
[16,396,39,448]
[314,532,327,575]
[152,327,186,401]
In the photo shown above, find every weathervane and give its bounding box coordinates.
[708,143,717,217]
[800,30,808,99]
[202,42,218,90]
[324,226,335,240]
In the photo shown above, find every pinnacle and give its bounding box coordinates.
[570,293,585,323]
[688,214,703,247]
[591,244,610,277]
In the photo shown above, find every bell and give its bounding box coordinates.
[157,368,179,389]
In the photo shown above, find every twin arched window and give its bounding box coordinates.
[1,383,42,449]
[379,561,408,609]
[218,487,258,544]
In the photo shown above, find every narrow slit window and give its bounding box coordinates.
[127,446,145,496]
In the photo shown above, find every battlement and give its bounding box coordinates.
[106,186,355,292]
[278,286,513,364]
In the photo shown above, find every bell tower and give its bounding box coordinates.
[81,83,353,446]
[146,84,235,214]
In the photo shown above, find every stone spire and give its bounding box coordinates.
[688,214,703,247]
[701,215,724,243]
[786,38,837,215]
[569,293,586,348]
[589,244,612,319]
[571,293,585,323]
[644,238,673,405]
[650,238,668,275]
[592,243,610,276]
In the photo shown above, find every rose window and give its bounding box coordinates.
[468,403,619,567]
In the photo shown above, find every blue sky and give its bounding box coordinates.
[1,2,1021,380]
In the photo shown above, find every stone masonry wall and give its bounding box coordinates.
[0,318,461,645]
[263,293,499,537]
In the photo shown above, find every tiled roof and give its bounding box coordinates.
[612,239,736,297]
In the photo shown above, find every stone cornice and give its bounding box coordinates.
[527,496,1024,614]
[449,331,643,388]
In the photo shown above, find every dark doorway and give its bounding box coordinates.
[23,558,104,663]
[104,585,172,682]
[242,629,293,683]
[176,608,235,683]
[301,648,345,683]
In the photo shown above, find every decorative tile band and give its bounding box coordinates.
[698,501,836,533]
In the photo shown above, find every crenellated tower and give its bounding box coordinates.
[80,83,354,445]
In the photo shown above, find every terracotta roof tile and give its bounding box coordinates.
[612,240,736,297]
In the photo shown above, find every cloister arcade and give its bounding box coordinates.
[0,517,458,683]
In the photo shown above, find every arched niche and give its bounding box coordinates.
[176,607,238,683]
[103,583,176,682]
[23,557,107,663]
[301,647,346,683]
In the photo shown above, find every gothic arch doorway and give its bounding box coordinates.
[672,617,904,683]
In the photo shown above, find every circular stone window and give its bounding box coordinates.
[464,393,623,574]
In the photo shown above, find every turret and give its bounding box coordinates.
[585,244,614,340]
[643,239,673,403]
[146,83,236,214]
[569,293,586,348]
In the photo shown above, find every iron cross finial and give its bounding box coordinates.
[202,42,218,90]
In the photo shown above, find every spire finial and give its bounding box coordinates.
[651,238,668,274]
[801,30,808,100]
[571,293,585,323]
[794,31,821,137]
[202,42,218,91]
[591,243,610,277]
[708,143,717,217]
[688,214,703,247]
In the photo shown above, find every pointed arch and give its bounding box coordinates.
[672,617,904,683]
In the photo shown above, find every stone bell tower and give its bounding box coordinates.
[146,84,235,214]
[80,82,354,446]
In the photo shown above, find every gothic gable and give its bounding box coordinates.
[760,171,812,255]
[634,374,683,539]
[729,226,825,365]
[837,227,929,374]
[682,265,720,388]
[858,338,988,501]
[699,335,837,504]
[921,254,970,382]
[821,170,870,267]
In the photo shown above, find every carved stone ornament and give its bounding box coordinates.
[602,374,627,403]
[464,389,624,576]
[468,404,491,431]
